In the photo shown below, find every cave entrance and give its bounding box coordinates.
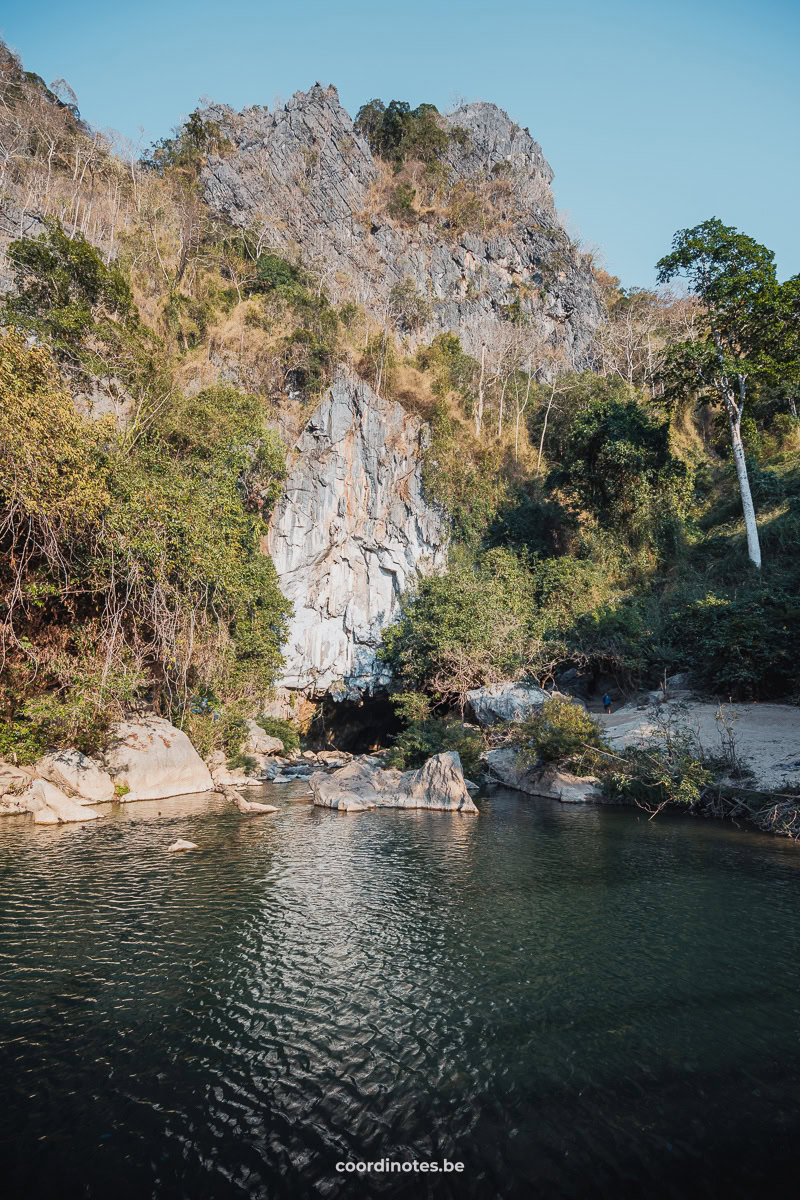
[310,693,402,754]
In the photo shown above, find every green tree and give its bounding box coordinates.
[556,393,692,552]
[657,218,785,569]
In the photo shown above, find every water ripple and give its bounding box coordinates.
[1,790,800,1198]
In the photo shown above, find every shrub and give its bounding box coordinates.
[512,699,606,768]
[380,548,537,708]
[257,716,300,751]
[604,726,714,812]
[389,278,431,332]
[385,694,483,777]
[388,183,417,224]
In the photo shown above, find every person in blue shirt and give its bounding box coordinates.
[602,692,612,714]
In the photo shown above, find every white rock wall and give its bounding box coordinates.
[268,370,447,695]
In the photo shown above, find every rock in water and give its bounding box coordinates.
[167,839,198,852]
[35,749,115,804]
[466,682,551,726]
[310,751,478,814]
[104,717,213,802]
[485,748,603,802]
[268,370,447,696]
[19,779,102,824]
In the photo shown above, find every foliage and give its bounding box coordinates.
[2,223,159,390]
[256,715,300,751]
[554,392,693,553]
[604,720,714,811]
[389,277,431,332]
[0,334,291,753]
[354,99,458,166]
[380,548,537,707]
[142,110,230,174]
[385,692,483,777]
[512,698,606,767]
[388,183,417,223]
[665,588,800,700]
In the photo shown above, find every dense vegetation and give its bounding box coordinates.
[1,42,798,788]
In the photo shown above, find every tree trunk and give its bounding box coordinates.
[728,402,762,569]
[475,342,486,437]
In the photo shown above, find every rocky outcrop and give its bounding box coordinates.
[201,86,602,360]
[35,749,115,804]
[467,681,551,726]
[21,778,102,824]
[310,751,478,813]
[243,719,284,757]
[267,369,447,695]
[104,717,213,801]
[485,747,603,802]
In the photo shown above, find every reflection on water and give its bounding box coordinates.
[1,787,799,1198]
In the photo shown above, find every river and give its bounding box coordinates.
[1,784,799,1198]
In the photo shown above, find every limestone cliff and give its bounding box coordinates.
[201,86,602,361]
[267,369,447,697]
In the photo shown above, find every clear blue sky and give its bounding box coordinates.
[2,0,798,287]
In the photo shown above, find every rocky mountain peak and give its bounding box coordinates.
[201,85,603,361]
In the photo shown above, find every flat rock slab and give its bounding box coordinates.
[467,682,551,726]
[311,751,478,814]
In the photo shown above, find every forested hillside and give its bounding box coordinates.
[1,40,798,774]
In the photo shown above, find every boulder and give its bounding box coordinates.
[214,784,278,815]
[206,750,253,789]
[20,778,102,824]
[104,717,213,802]
[167,839,198,852]
[311,751,478,814]
[485,747,603,803]
[0,760,30,799]
[466,682,550,726]
[35,749,115,804]
[243,719,284,757]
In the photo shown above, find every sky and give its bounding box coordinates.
[2,0,798,287]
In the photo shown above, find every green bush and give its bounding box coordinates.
[256,716,300,751]
[380,548,537,707]
[666,588,800,700]
[388,183,417,223]
[604,728,714,811]
[385,693,483,778]
[354,99,455,166]
[512,699,606,768]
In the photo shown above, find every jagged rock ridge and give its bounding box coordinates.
[267,369,447,696]
[201,86,602,360]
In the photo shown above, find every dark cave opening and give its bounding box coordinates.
[309,693,403,754]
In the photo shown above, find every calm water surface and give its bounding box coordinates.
[1,784,799,1199]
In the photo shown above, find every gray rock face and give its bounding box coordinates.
[467,682,551,726]
[267,369,447,695]
[201,87,602,360]
[485,748,603,802]
[310,751,478,813]
[20,778,102,824]
[104,717,213,802]
[35,749,115,804]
